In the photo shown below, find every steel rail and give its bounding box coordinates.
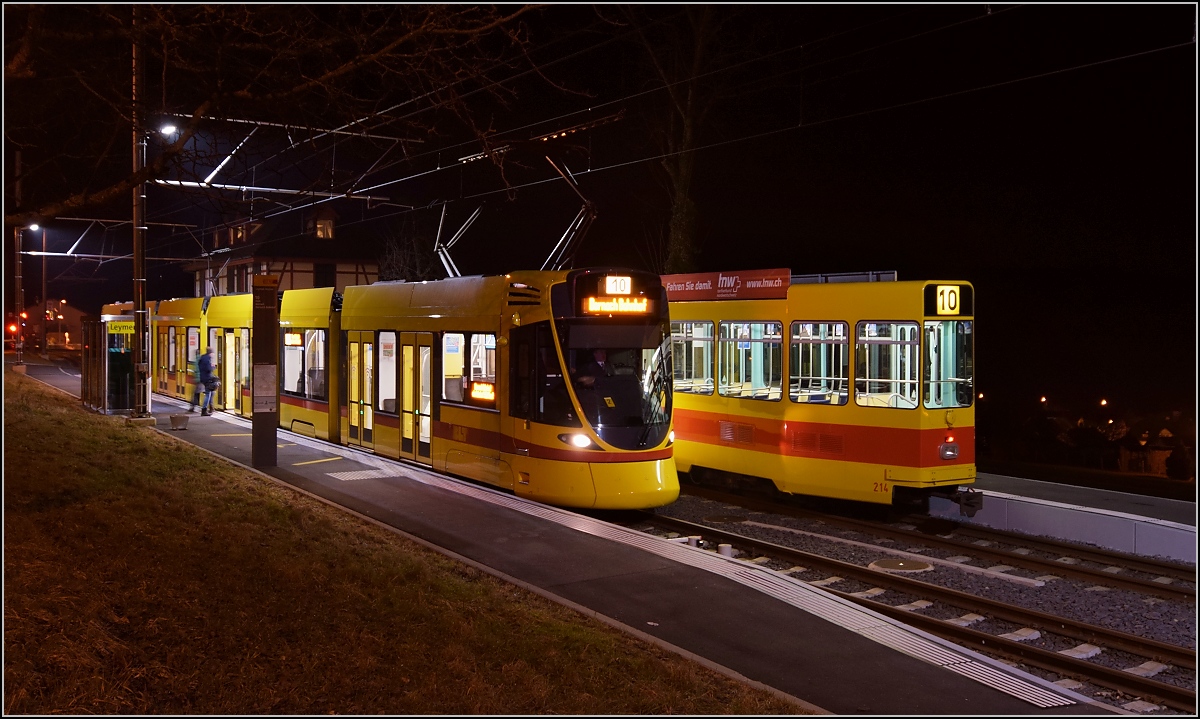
[680,485,1195,602]
[640,512,1196,671]
[854,596,1196,714]
[929,521,1196,582]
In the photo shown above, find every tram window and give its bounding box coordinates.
[671,321,714,395]
[442,332,497,409]
[557,318,671,445]
[378,331,398,414]
[510,326,533,419]
[923,320,973,409]
[281,328,328,401]
[718,321,783,401]
[789,321,848,405]
[187,327,199,368]
[240,329,250,389]
[510,321,580,426]
[469,334,497,405]
[208,328,219,364]
[303,330,327,401]
[282,334,303,395]
[443,333,465,402]
[854,322,919,409]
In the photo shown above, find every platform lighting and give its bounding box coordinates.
[1040,396,1047,403]
[1099,399,1108,406]
[28,223,38,231]
[160,124,177,136]
[978,392,984,400]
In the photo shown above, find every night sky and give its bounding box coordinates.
[8,4,1197,420]
[428,4,1197,418]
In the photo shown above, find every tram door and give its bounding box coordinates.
[238,329,250,416]
[346,330,375,449]
[174,329,188,399]
[185,328,200,403]
[157,329,169,393]
[208,328,223,411]
[223,330,239,413]
[399,332,432,464]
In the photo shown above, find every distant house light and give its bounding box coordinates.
[316,218,334,239]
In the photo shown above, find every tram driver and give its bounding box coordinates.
[573,348,613,389]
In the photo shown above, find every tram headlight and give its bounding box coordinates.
[939,440,960,460]
[668,430,675,445]
[558,433,598,450]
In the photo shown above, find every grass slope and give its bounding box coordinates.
[3,372,809,714]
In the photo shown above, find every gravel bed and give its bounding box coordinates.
[653,494,1197,714]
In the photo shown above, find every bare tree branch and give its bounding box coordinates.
[4,5,541,227]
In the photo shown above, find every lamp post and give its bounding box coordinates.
[12,225,22,365]
[131,6,149,418]
[40,225,47,359]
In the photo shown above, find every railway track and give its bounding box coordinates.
[629,489,1197,713]
[683,484,1196,601]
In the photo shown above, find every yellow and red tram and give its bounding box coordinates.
[122,268,679,511]
[336,269,677,509]
[664,268,979,512]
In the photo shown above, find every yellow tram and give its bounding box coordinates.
[153,296,206,403]
[278,287,341,441]
[336,269,677,509]
[119,268,679,511]
[204,294,253,417]
[664,268,979,511]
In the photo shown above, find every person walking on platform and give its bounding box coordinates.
[197,346,218,416]
[187,350,202,412]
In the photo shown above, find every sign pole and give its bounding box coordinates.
[251,274,280,467]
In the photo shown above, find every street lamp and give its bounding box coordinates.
[40,225,47,359]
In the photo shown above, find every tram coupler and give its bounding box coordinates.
[949,487,984,517]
